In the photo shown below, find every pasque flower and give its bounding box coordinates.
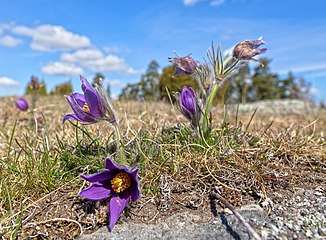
[79,158,140,230]
[178,86,201,127]
[63,75,116,124]
[233,37,267,61]
[29,75,43,90]
[14,97,29,111]
[169,55,198,75]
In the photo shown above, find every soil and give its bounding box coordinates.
[18,182,325,240]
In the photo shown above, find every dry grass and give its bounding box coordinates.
[0,95,325,239]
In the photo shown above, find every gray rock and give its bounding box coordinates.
[79,207,263,240]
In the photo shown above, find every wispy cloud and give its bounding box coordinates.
[277,63,326,75]
[182,0,202,6]
[0,23,12,35]
[105,79,127,88]
[41,62,83,76]
[0,76,20,87]
[210,0,225,6]
[0,35,22,47]
[181,0,224,6]
[11,24,91,51]
[60,48,141,75]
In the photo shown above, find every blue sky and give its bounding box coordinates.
[0,0,325,102]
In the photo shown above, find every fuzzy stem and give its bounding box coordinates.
[112,122,125,164]
[202,83,218,136]
[29,90,37,125]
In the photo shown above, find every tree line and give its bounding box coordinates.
[119,58,311,104]
[25,58,311,104]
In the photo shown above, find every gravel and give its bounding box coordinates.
[79,187,325,240]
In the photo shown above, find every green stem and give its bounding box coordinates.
[202,83,218,137]
[112,122,125,164]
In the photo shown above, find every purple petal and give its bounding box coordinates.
[128,169,140,202]
[105,158,123,171]
[251,37,266,47]
[109,195,131,230]
[79,185,111,200]
[81,170,114,183]
[71,93,87,108]
[62,113,83,123]
[65,94,97,123]
[257,48,267,54]
[84,88,103,118]
[180,87,196,118]
[79,75,104,118]
[15,97,29,111]
[80,75,92,92]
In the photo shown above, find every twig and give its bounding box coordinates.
[211,188,262,240]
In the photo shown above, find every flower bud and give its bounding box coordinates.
[169,55,198,75]
[15,97,29,111]
[178,86,201,127]
[29,76,42,90]
[233,37,267,61]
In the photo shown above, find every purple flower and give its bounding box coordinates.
[169,55,198,75]
[63,75,116,124]
[14,97,29,111]
[233,37,267,61]
[29,75,42,90]
[178,86,201,126]
[79,158,140,230]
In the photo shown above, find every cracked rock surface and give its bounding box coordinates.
[79,187,325,240]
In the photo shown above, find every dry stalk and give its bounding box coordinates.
[211,187,262,240]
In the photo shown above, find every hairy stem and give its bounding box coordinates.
[112,122,125,163]
[202,83,218,136]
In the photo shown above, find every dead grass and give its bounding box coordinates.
[0,96,325,239]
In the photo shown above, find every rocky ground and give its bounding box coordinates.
[79,187,325,240]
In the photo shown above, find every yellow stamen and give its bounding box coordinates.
[83,103,90,112]
[111,172,131,193]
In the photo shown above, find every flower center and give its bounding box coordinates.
[83,103,90,112]
[111,172,131,193]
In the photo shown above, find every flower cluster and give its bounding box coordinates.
[170,37,267,139]
[63,75,140,230]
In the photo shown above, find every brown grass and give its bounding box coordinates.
[0,95,325,239]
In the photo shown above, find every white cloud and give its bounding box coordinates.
[309,87,320,95]
[210,0,225,6]
[41,62,83,76]
[182,0,202,6]
[103,46,120,54]
[0,35,22,47]
[86,54,139,74]
[61,48,103,63]
[0,76,20,87]
[11,24,91,51]
[181,0,224,6]
[277,63,326,75]
[0,23,12,35]
[105,79,127,88]
[60,48,140,74]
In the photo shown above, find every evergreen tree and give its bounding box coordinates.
[119,60,161,101]
[50,81,73,95]
[159,65,198,102]
[251,58,281,101]
[92,72,105,88]
[106,84,112,100]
